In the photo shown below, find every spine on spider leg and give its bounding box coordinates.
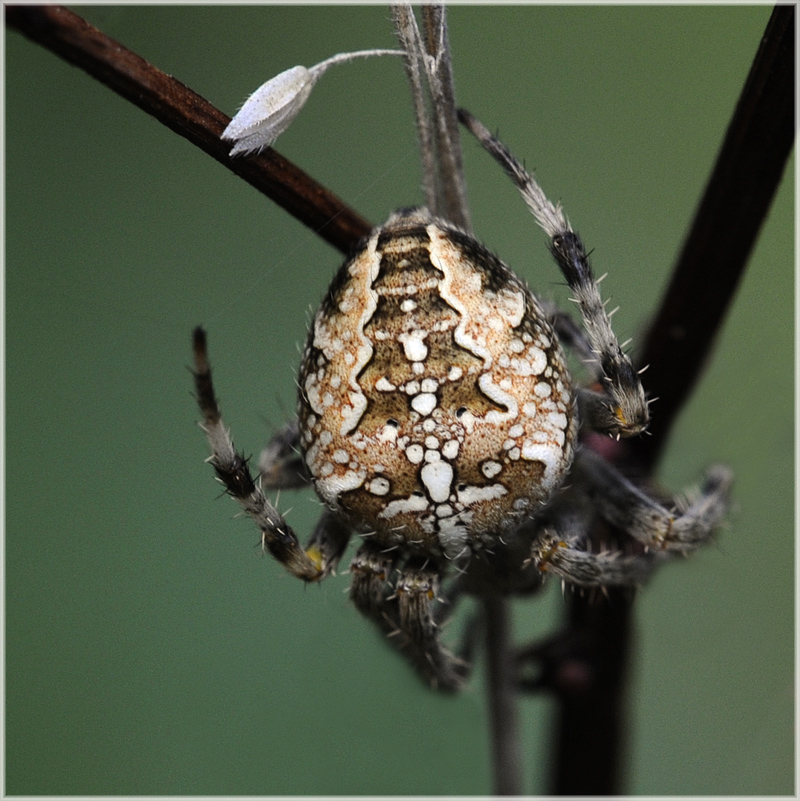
[457,108,648,437]
[191,327,324,581]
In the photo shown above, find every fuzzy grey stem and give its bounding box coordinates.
[391,4,437,214]
[483,594,522,796]
[310,48,404,77]
[391,4,471,232]
[421,6,471,231]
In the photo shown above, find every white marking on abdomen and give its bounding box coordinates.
[421,461,454,503]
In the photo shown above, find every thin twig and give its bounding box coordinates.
[398,8,516,791]
[391,5,472,232]
[390,10,516,790]
[483,595,523,795]
[403,9,516,791]
[4,4,371,254]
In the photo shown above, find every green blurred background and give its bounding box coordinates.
[6,6,793,795]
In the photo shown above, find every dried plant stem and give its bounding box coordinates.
[420,5,471,231]
[391,4,471,232]
[390,10,515,789]
[391,9,519,791]
[391,4,438,215]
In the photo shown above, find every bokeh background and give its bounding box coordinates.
[6,6,793,795]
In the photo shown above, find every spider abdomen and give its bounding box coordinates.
[298,208,576,559]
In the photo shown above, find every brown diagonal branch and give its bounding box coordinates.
[4,4,371,254]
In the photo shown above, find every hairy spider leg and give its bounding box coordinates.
[458,108,649,439]
[350,542,469,691]
[192,326,351,581]
[531,449,733,586]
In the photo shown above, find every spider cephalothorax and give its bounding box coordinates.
[192,17,731,692]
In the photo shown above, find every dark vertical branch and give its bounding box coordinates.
[547,589,634,795]
[634,4,795,468]
[548,6,794,796]
[4,4,371,254]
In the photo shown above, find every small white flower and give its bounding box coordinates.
[222,49,403,157]
[222,65,316,156]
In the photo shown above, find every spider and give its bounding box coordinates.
[192,16,732,693]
